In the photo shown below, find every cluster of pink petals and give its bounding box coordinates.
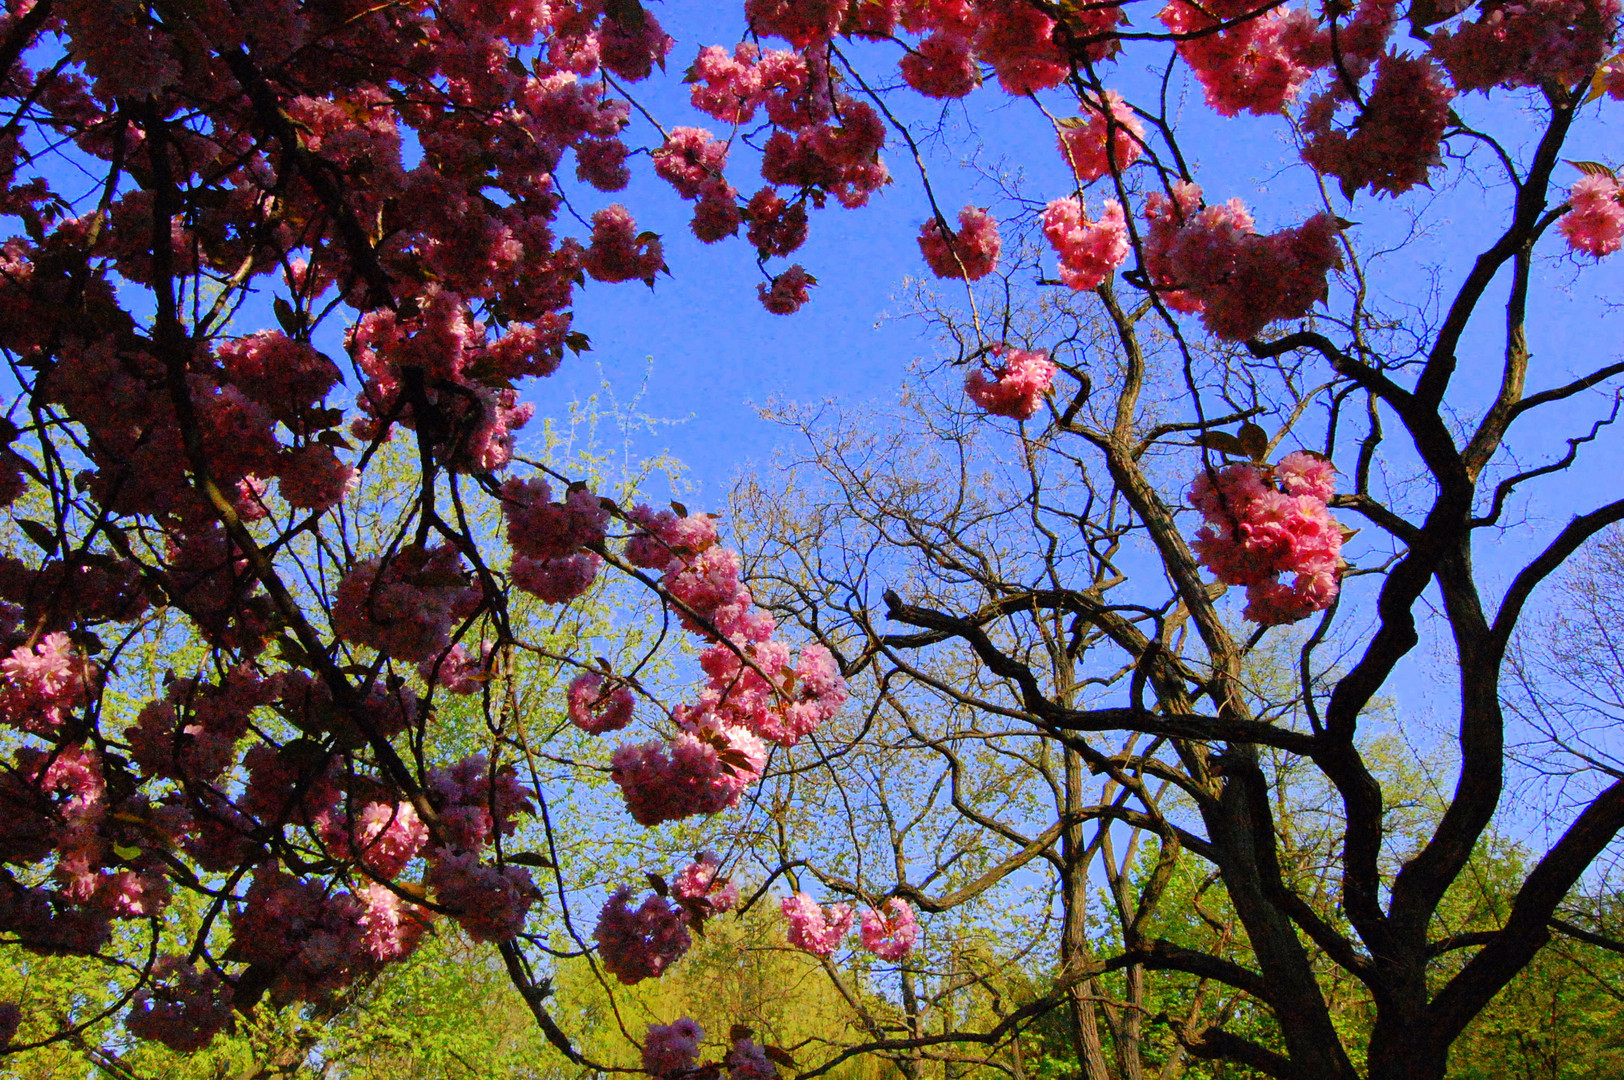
[1056,92,1144,182]
[503,476,610,605]
[1301,53,1455,199]
[427,753,534,852]
[426,849,538,942]
[1143,183,1343,341]
[315,801,427,878]
[124,957,234,1052]
[418,642,491,695]
[672,852,740,918]
[1162,0,1323,117]
[782,892,855,956]
[567,672,636,733]
[726,1035,781,1080]
[900,32,980,98]
[759,265,816,314]
[858,898,920,961]
[610,715,768,826]
[1432,0,1620,92]
[783,892,918,961]
[965,346,1057,421]
[0,632,95,736]
[595,886,694,983]
[644,1017,706,1076]
[918,206,1001,281]
[583,205,666,286]
[1188,452,1344,625]
[1560,173,1624,256]
[332,545,481,663]
[1042,197,1130,291]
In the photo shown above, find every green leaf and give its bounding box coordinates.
[18,518,57,554]
[1237,422,1270,460]
[112,843,143,861]
[505,852,555,869]
[274,296,302,336]
[1192,431,1248,456]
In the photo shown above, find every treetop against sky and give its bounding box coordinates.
[2,0,1624,1077]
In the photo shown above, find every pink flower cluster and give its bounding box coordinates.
[1042,198,1130,291]
[600,505,846,824]
[567,672,636,733]
[1188,452,1344,625]
[672,852,740,919]
[503,476,610,605]
[783,893,918,960]
[644,1017,705,1076]
[583,205,667,286]
[124,957,234,1052]
[1056,92,1144,183]
[332,545,482,663]
[1301,53,1455,199]
[859,898,920,962]
[1143,183,1343,341]
[681,33,889,311]
[918,206,1001,281]
[0,632,95,736]
[1560,173,1624,257]
[782,892,853,956]
[965,347,1057,421]
[1432,0,1620,92]
[1161,0,1323,117]
[595,886,694,984]
[758,265,816,315]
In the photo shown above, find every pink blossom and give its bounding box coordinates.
[1431,0,1619,92]
[644,1017,705,1076]
[782,892,854,956]
[745,188,810,259]
[610,714,766,826]
[1042,197,1130,291]
[125,957,233,1052]
[567,672,636,733]
[276,443,355,511]
[1056,91,1144,182]
[1188,458,1344,625]
[1142,184,1343,341]
[418,642,491,695]
[332,545,481,663]
[758,264,815,314]
[859,898,919,961]
[583,205,665,286]
[726,1037,780,1080]
[511,551,604,603]
[427,848,538,941]
[595,886,693,983]
[964,346,1056,421]
[427,753,534,851]
[654,127,730,200]
[625,503,721,569]
[357,881,432,961]
[576,137,631,191]
[918,206,1001,281]
[1301,54,1454,198]
[1559,173,1624,257]
[317,801,427,877]
[0,632,94,735]
[900,32,979,98]
[1162,2,1322,117]
[746,0,847,47]
[672,852,739,918]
